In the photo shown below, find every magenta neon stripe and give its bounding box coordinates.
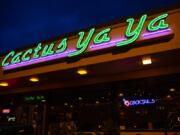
[142,28,172,38]
[3,28,172,71]
[90,29,172,49]
[3,49,76,70]
[90,28,172,50]
[90,38,126,50]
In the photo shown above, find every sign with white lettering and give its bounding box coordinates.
[123,98,156,107]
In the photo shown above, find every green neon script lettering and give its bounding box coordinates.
[68,28,95,57]
[148,13,169,31]
[11,52,23,64]
[2,51,15,66]
[33,43,42,59]
[22,49,33,61]
[42,43,55,57]
[56,38,68,53]
[116,14,147,46]
[93,28,111,44]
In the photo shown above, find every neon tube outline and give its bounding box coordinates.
[3,28,172,71]
[142,28,172,38]
[3,49,76,70]
[89,38,126,50]
[123,98,156,107]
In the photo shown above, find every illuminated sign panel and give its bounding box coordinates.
[123,98,156,107]
[24,95,45,101]
[1,13,173,70]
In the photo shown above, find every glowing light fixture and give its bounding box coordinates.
[96,101,100,104]
[118,93,124,97]
[41,99,46,102]
[78,97,83,100]
[2,109,10,114]
[142,56,152,65]
[77,68,87,75]
[0,82,9,87]
[29,77,39,82]
[169,88,175,92]
[178,117,180,122]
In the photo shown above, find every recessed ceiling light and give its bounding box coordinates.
[142,56,152,65]
[169,88,175,92]
[166,95,171,98]
[96,101,100,104]
[41,99,46,102]
[118,93,124,97]
[78,97,83,100]
[77,68,87,75]
[0,82,9,87]
[29,77,39,82]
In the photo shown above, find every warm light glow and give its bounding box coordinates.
[118,93,124,97]
[77,69,87,75]
[29,77,39,82]
[2,109,10,114]
[96,101,100,104]
[169,88,175,92]
[78,97,83,100]
[0,82,9,87]
[41,99,46,102]
[142,56,152,65]
[178,117,180,122]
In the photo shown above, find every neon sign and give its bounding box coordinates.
[24,95,45,101]
[123,98,156,107]
[1,13,172,70]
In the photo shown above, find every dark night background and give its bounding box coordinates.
[0,0,180,55]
